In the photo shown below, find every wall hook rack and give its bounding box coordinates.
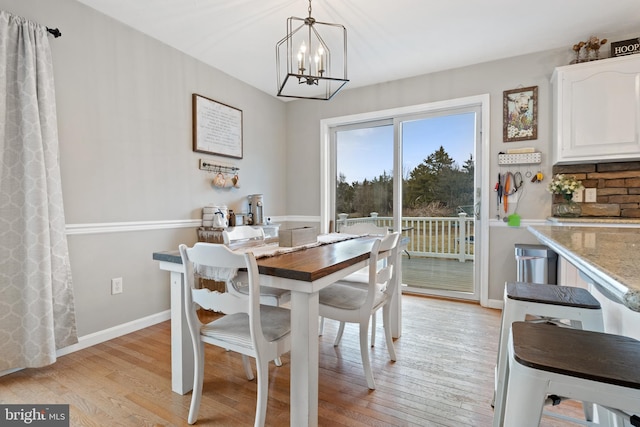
[199,159,239,174]
[497,152,542,165]
[200,159,241,189]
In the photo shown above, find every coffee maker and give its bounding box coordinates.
[247,194,264,225]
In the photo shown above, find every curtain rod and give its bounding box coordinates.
[47,27,62,38]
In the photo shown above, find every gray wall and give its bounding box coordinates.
[1,0,287,336]
[2,0,636,337]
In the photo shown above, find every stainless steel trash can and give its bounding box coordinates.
[514,244,557,285]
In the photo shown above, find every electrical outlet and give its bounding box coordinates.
[585,188,597,203]
[111,277,123,295]
[509,191,519,203]
[572,189,584,203]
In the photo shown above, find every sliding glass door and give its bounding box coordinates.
[399,110,478,298]
[325,100,484,301]
[333,120,394,232]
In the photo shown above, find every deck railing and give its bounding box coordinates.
[336,213,474,262]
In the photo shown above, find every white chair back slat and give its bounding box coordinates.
[366,233,399,296]
[376,266,392,285]
[222,226,265,245]
[191,288,248,314]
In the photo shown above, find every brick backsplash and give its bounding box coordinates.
[552,162,640,218]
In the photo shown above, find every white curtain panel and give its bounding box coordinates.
[0,10,77,370]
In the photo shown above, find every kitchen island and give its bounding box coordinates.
[527,225,640,313]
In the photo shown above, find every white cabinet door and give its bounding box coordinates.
[552,55,640,164]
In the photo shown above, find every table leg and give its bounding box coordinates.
[390,270,402,339]
[169,269,194,395]
[390,251,403,339]
[289,290,319,427]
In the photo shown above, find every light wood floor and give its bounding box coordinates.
[1,295,584,426]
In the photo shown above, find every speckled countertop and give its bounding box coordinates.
[528,225,640,312]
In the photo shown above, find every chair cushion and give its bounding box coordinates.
[319,281,385,310]
[201,305,291,349]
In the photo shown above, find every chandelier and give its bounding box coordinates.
[276,0,348,100]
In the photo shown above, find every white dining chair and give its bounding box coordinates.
[179,242,291,426]
[318,232,401,390]
[319,222,389,344]
[223,227,290,367]
[222,227,291,307]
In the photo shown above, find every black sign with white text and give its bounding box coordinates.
[1,405,69,426]
[611,38,640,57]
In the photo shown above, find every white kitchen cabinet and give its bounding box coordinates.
[552,54,640,164]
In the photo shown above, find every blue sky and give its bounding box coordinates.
[337,113,475,183]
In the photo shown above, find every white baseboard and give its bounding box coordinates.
[485,298,504,310]
[1,310,171,377]
[56,310,171,357]
[0,367,21,377]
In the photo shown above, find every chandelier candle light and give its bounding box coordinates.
[276,0,348,100]
[547,174,584,217]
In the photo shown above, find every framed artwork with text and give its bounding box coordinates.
[192,93,243,158]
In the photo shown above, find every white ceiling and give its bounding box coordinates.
[76,0,640,100]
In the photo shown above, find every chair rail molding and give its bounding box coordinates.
[65,216,317,235]
[65,219,202,235]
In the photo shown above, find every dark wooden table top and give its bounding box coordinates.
[255,236,377,282]
[153,235,379,283]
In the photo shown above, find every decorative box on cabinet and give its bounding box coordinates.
[552,55,640,164]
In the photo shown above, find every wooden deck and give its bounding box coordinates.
[401,256,474,293]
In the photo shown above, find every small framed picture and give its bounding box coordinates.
[192,94,243,158]
[503,86,538,142]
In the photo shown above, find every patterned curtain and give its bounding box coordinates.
[0,10,78,370]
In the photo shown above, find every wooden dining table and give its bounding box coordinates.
[153,234,402,427]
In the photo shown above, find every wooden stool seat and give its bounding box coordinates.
[507,281,601,309]
[501,322,640,427]
[513,322,640,390]
[493,282,605,427]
